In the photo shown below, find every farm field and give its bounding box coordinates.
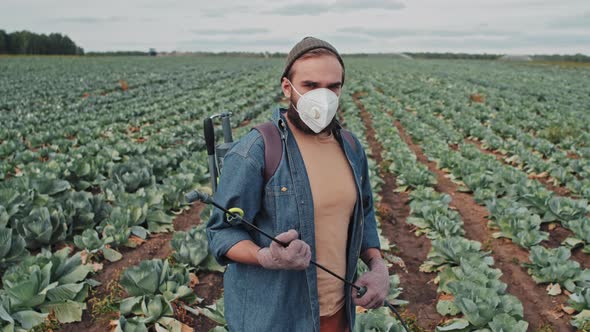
[1,55,590,332]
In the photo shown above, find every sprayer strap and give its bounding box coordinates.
[253,122,357,183]
[340,129,357,154]
[254,122,283,183]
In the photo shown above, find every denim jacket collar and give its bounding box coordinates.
[271,106,353,165]
[272,105,362,330]
[206,105,380,331]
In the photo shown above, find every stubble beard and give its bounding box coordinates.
[286,95,340,136]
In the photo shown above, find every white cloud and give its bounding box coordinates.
[191,28,270,36]
[49,16,127,24]
[0,0,588,54]
[266,0,404,16]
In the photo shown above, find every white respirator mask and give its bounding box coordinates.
[288,79,339,134]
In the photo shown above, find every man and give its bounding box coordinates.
[206,37,389,332]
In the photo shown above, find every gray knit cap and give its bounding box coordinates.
[281,36,345,84]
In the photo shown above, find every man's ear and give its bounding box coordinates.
[281,77,291,98]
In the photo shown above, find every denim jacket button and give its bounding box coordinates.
[281,186,288,192]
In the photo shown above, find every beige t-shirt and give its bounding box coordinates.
[286,116,357,317]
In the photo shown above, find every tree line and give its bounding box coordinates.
[531,54,590,62]
[1,29,588,62]
[85,51,149,56]
[403,52,590,62]
[0,30,84,55]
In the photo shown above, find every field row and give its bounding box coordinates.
[1,56,589,331]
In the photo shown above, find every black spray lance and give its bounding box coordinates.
[186,189,410,331]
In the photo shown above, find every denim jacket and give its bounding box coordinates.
[206,107,381,332]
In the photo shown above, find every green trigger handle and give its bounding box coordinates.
[226,207,244,225]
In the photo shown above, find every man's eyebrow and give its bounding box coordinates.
[301,80,342,86]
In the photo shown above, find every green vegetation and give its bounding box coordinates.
[0,29,83,55]
[0,55,588,330]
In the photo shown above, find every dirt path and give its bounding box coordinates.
[465,139,590,268]
[193,271,225,331]
[465,138,573,197]
[393,120,573,331]
[542,224,590,268]
[353,93,441,331]
[58,203,224,332]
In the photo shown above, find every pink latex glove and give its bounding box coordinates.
[256,229,311,270]
[352,259,390,309]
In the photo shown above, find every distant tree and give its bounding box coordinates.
[9,31,28,54]
[0,30,7,54]
[86,51,148,56]
[531,53,590,62]
[0,29,83,55]
[404,52,503,60]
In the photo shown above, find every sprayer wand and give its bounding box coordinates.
[186,189,410,331]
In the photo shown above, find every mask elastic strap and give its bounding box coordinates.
[286,79,302,111]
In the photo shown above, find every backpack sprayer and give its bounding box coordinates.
[186,113,410,331]
[203,112,234,194]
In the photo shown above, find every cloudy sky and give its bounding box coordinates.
[1,0,589,54]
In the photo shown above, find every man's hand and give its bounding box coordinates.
[353,258,390,309]
[256,229,311,270]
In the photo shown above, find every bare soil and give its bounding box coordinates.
[465,138,590,268]
[465,138,573,197]
[193,272,225,332]
[59,96,584,331]
[354,93,442,331]
[58,203,226,332]
[393,120,574,331]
